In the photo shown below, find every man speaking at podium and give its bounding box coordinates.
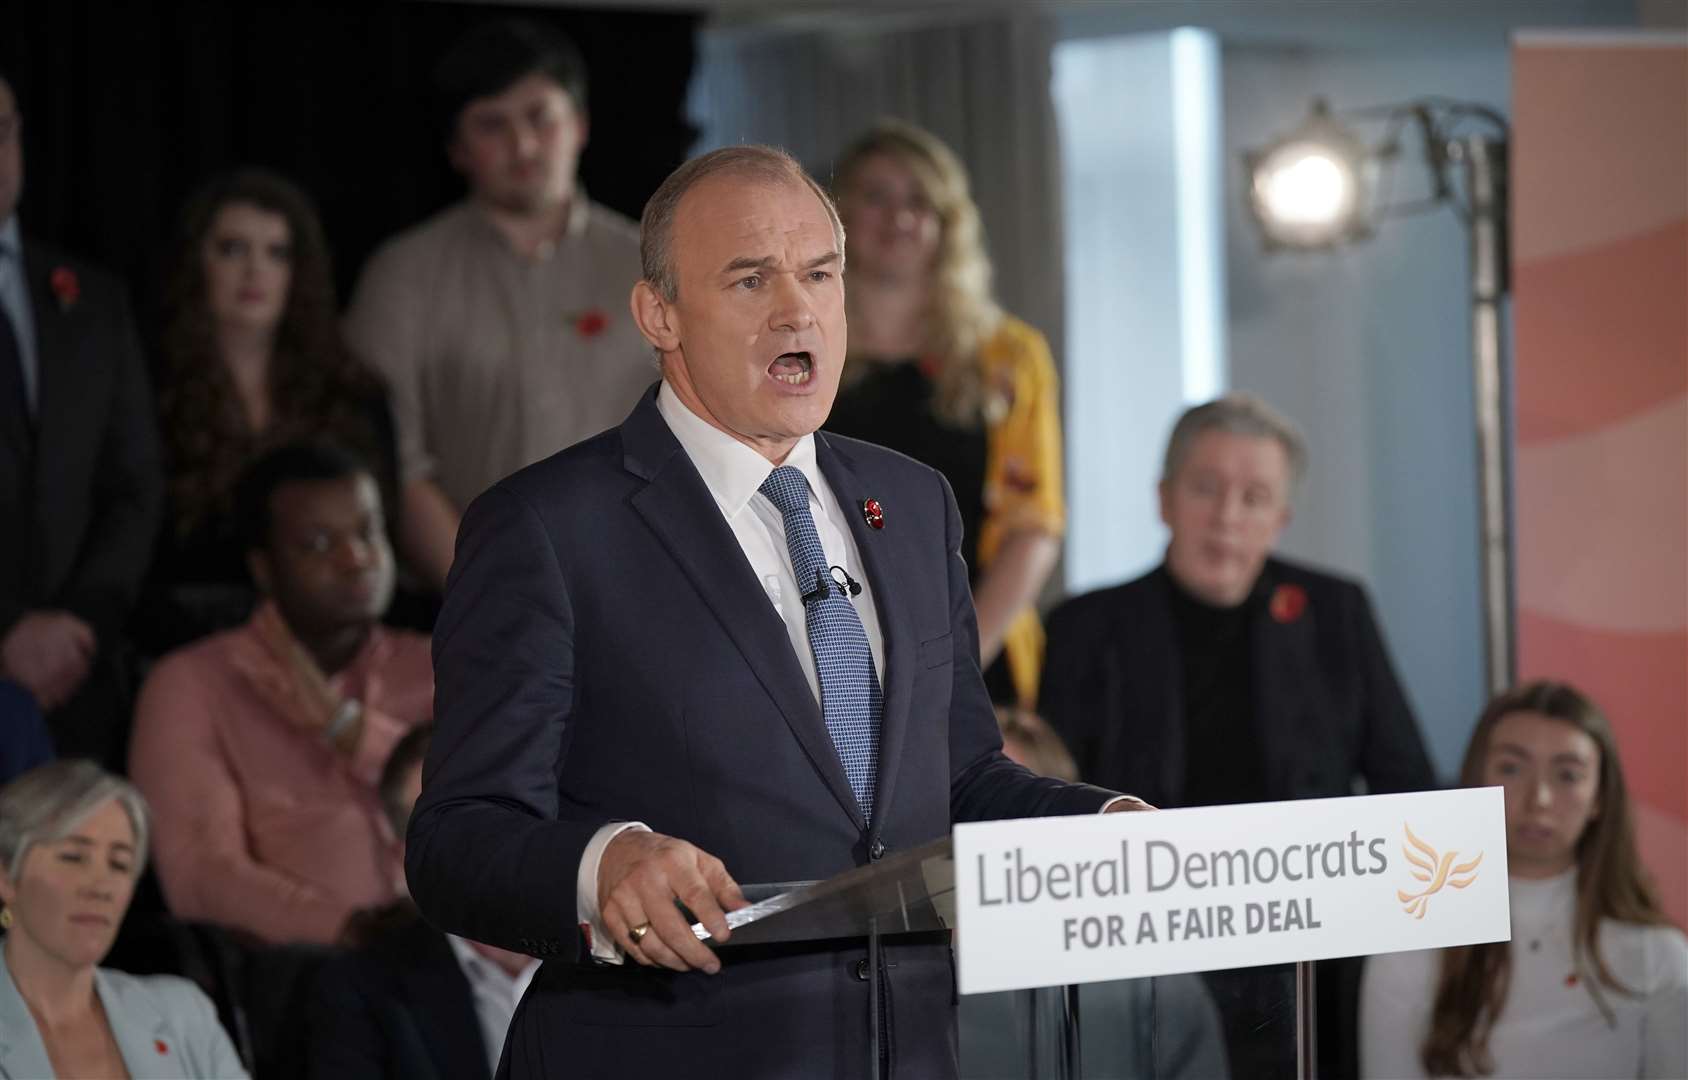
[405,145,1145,1079]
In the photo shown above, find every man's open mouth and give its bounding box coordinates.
[769,352,814,385]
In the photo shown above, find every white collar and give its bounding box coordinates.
[0,216,20,258]
[446,934,540,987]
[656,380,825,518]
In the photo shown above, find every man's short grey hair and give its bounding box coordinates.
[1162,392,1308,487]
[639,145,846,302]
[0,760,151,883]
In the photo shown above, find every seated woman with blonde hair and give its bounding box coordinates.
[1361,681,1687,1078]
[0,760,246,1078]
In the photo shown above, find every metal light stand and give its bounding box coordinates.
[1401,108,1516,696]
[1454,132,1516,694]
[1248,99,1516,697]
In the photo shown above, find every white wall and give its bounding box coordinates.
[1055,29,1226,594]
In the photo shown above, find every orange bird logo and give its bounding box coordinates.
[1398,823,1483,919]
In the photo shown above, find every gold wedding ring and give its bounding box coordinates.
[629,922,651,945]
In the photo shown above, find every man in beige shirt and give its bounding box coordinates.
[345,21,653,589]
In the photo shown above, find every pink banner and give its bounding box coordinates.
[1512,32,1688,927]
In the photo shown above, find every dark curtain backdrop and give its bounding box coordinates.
[2,0,699,340]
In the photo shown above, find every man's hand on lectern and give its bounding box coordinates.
[599,830,749,974]
[1104,795,1157,812]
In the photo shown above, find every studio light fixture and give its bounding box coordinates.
[1244,97,1517,695]
[1245,98,1373,248]
[1244,97,1508,252]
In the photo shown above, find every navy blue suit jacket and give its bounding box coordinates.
[407,388,1117,1079]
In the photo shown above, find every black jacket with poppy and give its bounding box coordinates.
[1038,556,1436,809]
[0,238,163,768]
[1040,555,1438,1080]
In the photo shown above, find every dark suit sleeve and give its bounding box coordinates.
[405,484,602,959]
[933,469,1118,821]
[59,284,162,637]
[1350,584,1438,792]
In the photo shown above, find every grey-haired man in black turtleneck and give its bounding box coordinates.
[1040,391,1436,1080]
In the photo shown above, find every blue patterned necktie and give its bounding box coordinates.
[759,465,881,821]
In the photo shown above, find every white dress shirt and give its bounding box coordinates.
[575,381,886,963]
[447,935,542,1077]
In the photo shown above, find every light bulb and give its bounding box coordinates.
[1257,146,1355,227]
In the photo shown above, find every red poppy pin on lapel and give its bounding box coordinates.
[861,498,885,530]
[49,266,80,312]
[1270,583,1307,624]
[155,1039,169,1055]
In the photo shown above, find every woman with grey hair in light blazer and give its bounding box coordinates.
[0,760,246,1079]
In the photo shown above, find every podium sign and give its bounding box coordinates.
[955,788,1511,995]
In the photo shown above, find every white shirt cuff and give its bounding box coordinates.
[577,821,651,964]
[1100,795,1142,812]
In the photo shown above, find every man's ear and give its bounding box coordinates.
[630,280,681,354]
[1156,480,1172,528]
[247,550,273,596]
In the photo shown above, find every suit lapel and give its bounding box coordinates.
[0,957,55,1080]
[621,395,865,830]
[92,969,183,1080]
[23,246,81,506]
[815,433,913,834]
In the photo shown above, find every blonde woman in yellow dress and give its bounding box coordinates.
[826,119,1064,707]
